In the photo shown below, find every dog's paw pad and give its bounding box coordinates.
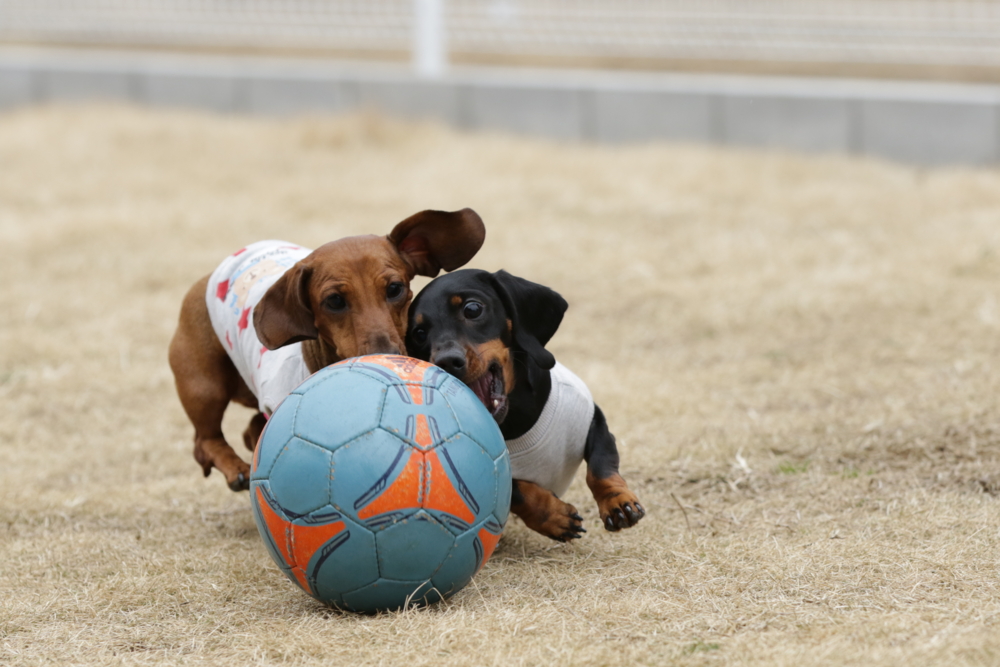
[599,494,645,531]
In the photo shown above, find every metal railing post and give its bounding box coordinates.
[413,0,446,78]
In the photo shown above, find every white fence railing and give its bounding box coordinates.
[2,0,1000,72]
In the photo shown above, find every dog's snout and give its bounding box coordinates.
[363,333,402,356]
[434,348,468,379]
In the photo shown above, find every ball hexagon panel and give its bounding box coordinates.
[293,371,387,452]
[267,438,333,517]
[374,510,455,581]
[329,428,419,528]
[308,513,380,605]
[251,483,337,594]
[251,393,300,480]
[341,579,439,614]
[439,374,507,461]
[432,519,504,598]
[431,529,478,598]
[430,434,499,536]
[378,384,460,452]
[252,484,381,603]
[289,362,368,396]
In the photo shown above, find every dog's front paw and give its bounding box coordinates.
[215,453,251,492]
[511,480,587,542]
[194,438,252,491]
[535,501,587,543]
[227,470,251,492]
[600,494,644,531]
[588,473,645,532]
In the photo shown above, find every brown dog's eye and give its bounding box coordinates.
[324,294,347,312]
[386,282,405,301]
[463,301,484,320]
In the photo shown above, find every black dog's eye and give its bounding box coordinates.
[324,293,347,312]
[463,301,484,320]
[386,282,405,301]
[411,327,428,346]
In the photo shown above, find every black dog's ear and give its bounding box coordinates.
[253,263,318,349]
[489,270,568,370]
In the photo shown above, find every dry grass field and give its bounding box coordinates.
[2,104,1000,666]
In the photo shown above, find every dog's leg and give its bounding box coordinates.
[584,405,644,531]
[510,479,586,542]
[169,276,251,491]
[242,412,267,452]
[230,379,266,453]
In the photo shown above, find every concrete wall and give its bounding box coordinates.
[2,47,999,166]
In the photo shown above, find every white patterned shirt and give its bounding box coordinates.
[206,240,312,415]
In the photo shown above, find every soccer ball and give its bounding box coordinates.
[249,354,511,613]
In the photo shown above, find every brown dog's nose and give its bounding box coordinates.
[363,333,402,356]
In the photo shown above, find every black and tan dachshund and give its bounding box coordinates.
[406,269,644,542]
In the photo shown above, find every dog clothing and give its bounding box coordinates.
[206,240,312,416]
[505,362,595,497]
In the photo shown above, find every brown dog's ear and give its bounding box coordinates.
[388,208,486,277]
[488,270,568,371]
[252,263,318,350]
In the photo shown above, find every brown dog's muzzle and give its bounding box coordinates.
[360,332,403,356]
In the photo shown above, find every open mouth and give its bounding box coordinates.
[468,362,508,423]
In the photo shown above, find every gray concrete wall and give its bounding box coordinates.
[2,47,999,166]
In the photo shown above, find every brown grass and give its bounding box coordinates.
[2,104,1000,666]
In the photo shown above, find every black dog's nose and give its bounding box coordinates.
[434,349,467,379]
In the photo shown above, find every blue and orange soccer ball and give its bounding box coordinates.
[250,355,511,613]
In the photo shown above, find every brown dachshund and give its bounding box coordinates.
[406,269,644,542]
[168,209,485,491]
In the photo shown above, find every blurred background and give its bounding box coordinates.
[3,0,1000,79]
[2,0,1000,165]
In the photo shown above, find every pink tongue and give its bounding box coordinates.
[471,373,492,408]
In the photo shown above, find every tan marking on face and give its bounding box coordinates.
[465,339,515,393]
[450,295,463,307]
[413,313,425,326]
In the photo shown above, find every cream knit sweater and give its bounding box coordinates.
[505,362,595,497]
